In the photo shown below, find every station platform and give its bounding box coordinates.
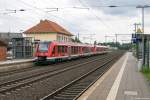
[0,59,33,72]
[78,52,150,100]
[0,59,33,66]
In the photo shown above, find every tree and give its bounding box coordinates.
[98,42,131,50]
[94,41,97,45]
[73,36,81,43]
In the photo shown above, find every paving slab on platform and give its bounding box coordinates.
[0,59,33,72]
[0,59,33,66]
[78,52,150,100]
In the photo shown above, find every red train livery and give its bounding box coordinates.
[34,41,109,63]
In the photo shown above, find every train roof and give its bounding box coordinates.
[96,45,109,48]
[38,41,109,48]
[51,41,94,47]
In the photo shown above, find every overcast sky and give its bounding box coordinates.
[0,0,150,43]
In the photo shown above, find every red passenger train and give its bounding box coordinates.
[34,41,109,63]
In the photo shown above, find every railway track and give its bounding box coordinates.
[40,52,123,100]
[0,54,106,77]
[0,53,114,95]
[0,54,108,85]
[0,66,35,77]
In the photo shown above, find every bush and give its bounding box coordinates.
[141,67,150,81]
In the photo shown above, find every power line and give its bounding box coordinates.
[77,0,118,33]
[90,4,150,8]
[17,0,81,32]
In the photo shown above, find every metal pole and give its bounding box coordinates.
[141,7,145,65]
[147,39,149,68]
[105,35,107,43]
[78,33,79,41]
[142,7,144,34]
[134,23,137,34]
[115,34,117,47]
[134,23,138,58]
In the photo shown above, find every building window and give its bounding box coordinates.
[62,36,63,41]
[58,36,61,42]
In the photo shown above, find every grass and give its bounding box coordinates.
[141,67,150,81]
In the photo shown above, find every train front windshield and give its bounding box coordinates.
[38,42,50,52]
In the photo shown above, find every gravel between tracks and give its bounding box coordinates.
[0,54,107,84]
[0,52,120,100]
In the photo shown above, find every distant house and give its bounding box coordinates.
[24,19,73,42]
[0,32,23,46]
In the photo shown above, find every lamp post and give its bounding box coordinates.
[136,5,150,66]
[136,5,150,34]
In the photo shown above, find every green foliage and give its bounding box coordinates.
[98,42,131,50]
[141,67,150,81]
[132,44,137,49]
[94,41,97,45]
[71,37,81,43]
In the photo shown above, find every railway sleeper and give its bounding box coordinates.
[63,90,81,93]
[60,92,79,95]
[56,94,77,98]
[68,87,86,90]
[72,83,89,86]
[53,96,74,100]
[66,88,83,91]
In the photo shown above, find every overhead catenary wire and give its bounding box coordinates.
[77,0,117,34]
[77,0,137,43]
[1,0,150,36]
[18,0,84,34]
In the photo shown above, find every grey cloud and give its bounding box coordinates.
[0,0,149,43]
[79,0,150,16]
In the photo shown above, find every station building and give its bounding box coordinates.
[24,19,73,42]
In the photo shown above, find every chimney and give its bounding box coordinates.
[40,20,44,23]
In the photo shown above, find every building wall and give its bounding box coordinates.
[57,34,71,42]
[26,32,57,41]
[26,32,72,42]
[0,46,7,61]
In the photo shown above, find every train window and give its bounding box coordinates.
[84,47,86,53]
[73,47,74,54]
[65,46,67,53]
[38,42,50,52]
[76,47,78,54]
[58,46,61,53]
[74,47,77,54]
[79,47,81,53]
[71,46,73,54]
[74,46,76,54]
[62,46,65,53]
[74,46,75,54]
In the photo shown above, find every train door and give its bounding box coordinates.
[68,46,71,57]
[52,46,55,57]
[65,46,68,56]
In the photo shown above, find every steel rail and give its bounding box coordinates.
[40,53,123,100]
[0,53,114,94]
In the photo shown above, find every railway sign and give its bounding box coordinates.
[132,34,142,43]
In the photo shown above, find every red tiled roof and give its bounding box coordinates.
[24,20,73,36]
